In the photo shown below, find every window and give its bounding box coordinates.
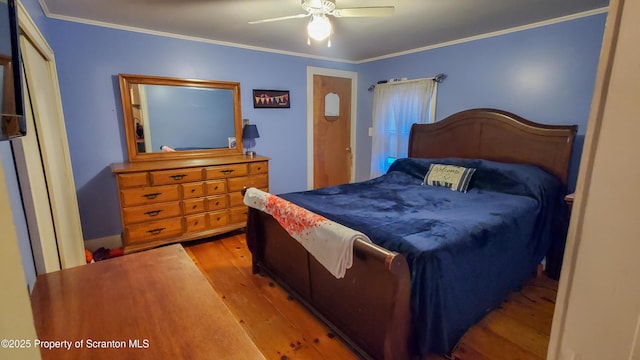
[370,79,437,177]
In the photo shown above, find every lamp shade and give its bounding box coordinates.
[242,124,260,140]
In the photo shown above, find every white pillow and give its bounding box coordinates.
[423,164,476,193]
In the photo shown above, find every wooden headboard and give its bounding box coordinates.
[408,108,577,185]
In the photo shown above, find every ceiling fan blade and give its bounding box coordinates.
[248,13,310,24]
[332,6,394,17]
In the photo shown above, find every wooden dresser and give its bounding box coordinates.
[111,155,269,253]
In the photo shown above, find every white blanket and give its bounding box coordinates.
[244,187,371,279]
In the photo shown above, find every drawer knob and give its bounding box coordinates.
[221,169,234,174]
[143,192,161,199]
[144,210,163,217]
[192,205,197,209]
[170,174,186,180]
[216,217,221,221]
[191,189,196,193]
[215,201,220,205]
[147,227,166,235]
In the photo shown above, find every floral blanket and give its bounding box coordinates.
[243,187,371,278]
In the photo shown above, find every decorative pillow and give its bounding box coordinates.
[423,164,476,192]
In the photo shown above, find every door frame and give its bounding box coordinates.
[15,2,85,272]
[306,66,358,190]
[547,0,632,358]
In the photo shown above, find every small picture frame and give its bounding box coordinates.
[228,137,236,149]
[253,89,290,108]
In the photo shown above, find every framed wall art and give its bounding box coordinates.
[253,89,290,108]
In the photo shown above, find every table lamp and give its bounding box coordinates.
[242,124,260,157]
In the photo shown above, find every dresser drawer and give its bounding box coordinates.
[185,214,207,233]
[118,172,148,188]
[229,207,249,224]
[249,162,268,175]
[207,195,227,211]
[208,211,229,229]
[126,218,183,244]
[227,174,269,192]
[151,168,203,185]
[182,182,205,199]
[113,156,269,253]
[228,187,268,208]
[206,180,227,195]
[228,192,244,208]
[183,198,206,215]
[122,201,182,224]
[205,164,248,179]
[121,185,180,207]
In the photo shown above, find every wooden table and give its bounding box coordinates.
[31,244,265,359]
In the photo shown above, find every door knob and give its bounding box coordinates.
[345,147,351,152]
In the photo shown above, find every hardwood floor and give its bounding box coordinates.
[184,232,558,360]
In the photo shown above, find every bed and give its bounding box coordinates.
[245,108,576,359]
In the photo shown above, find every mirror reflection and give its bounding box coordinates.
[119,74,243,162]
[0,1,10,55]
[131,84,236,153]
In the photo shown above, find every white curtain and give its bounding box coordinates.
[370,79,437,178]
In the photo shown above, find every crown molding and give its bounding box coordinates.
[357,7,609,63]
[36,1,607,64]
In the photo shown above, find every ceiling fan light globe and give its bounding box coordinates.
[307,15,332,41]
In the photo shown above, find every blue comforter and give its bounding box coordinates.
[279,157,568,355]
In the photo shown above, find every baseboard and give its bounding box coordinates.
[84,234,123,252]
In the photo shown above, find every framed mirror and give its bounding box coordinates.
[119,74,243,162]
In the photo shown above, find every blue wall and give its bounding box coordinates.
[356,14,606,189]
[19,0,49,34]
[40,11,605,241]
[46,19,354,240]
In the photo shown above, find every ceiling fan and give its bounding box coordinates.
[249,0,394,45]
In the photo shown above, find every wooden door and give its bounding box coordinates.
[313,75,352,189]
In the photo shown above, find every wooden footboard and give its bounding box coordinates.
[246,208,413,360]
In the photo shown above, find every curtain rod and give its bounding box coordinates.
[368,73,447,92]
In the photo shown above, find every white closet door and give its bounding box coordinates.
[15,34,85,270]
[12,63,59,273]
